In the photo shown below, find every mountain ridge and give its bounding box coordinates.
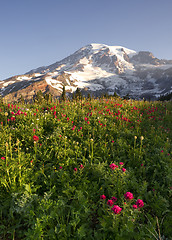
[1,43,172,101]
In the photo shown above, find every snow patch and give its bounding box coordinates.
[17,76,32,81]
[3,81,15,87]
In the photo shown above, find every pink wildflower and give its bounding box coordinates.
[111,205,122,214]
[136,199,144,208]
[100,195,106,200]
[111,197,117,202]
[33,135,39,141]
[80,164,84,169]
[122,168,126,172]
[107,200,114,206]
[124,192,134,200]
[132,204,138,209]
[109,163,118,170]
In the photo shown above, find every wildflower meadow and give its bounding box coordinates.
[0,97,172,239]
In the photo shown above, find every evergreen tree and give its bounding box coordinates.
[123,93,130,100]
[114,92,119,98]
[72,92,75,100]
[104,92,109,99]
[87,93,91,100]
[75,88,82,100]
[35,90,44,103]
[44,93,52,103]
[61,85,66,101]
[19,94,25,104]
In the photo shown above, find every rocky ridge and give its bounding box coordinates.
[1,43,172,101]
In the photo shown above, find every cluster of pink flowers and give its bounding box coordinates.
[135,199,144,208]
[124,192,144,209]
[124,192,144,207]
[124,192,134,200]
[111,205,122,214]
[109,162,126,173]
[10,117,15,121]
[72,125,76,130]
[100,194,122,214]
[100,192,144,215]
[109,163,118,170]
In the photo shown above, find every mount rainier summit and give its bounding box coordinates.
[1,43,172,101]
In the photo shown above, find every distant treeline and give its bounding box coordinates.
[158,92,172,101]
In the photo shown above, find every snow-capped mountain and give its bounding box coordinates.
[1,43,172,101]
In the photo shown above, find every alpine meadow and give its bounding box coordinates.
[0,95,172,239]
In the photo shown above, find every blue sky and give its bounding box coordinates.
[0,0,172,80]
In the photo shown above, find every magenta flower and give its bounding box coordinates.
[111,205,122,214]
[119,162,124,165]
[33,135,39,141]
[107,200,114,206]
[1,157,5,160]
[136,199,144,208]
[124,192,134,200]
[74,168,77,172]
[132,204,138,209]
[111,197,117,202]
[109,163,118,170]
[100,195,106,200]
[122,168,126,172]
[59,166,63,169]
[80,164,84,169]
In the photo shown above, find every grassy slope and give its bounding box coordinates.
[0,98,171,239]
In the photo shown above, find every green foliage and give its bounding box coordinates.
[0,98,171,239]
